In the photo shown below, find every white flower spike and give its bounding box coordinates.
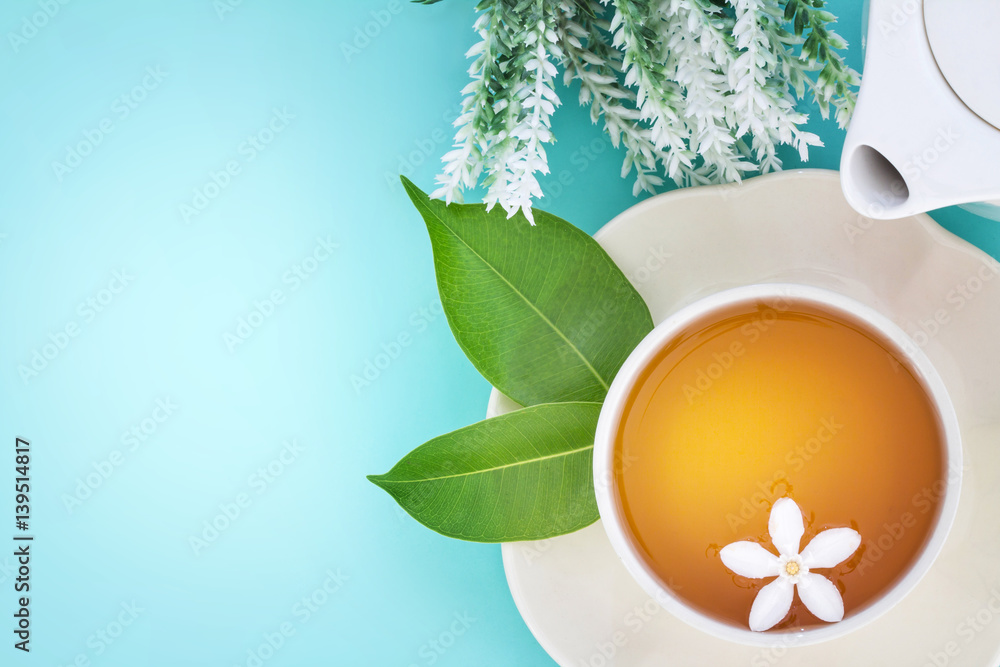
[720,497,862,632]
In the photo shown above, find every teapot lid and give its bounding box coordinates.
[925,0,1000,130]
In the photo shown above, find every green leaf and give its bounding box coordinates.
[401,176,654,406]
[368,402,601,542]
[783,0,798,21]
[794,8,807,36]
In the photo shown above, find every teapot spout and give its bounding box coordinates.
[841,0,1000,219]
[841,144,912,219]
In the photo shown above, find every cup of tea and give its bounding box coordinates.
[593,284,962,646]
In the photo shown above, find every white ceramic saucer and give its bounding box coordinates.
[487,170,1000,667]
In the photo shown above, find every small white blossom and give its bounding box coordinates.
[720,497,862,632]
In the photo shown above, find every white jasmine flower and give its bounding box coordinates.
[720,497,861,632]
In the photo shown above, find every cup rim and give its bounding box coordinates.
[593,283,963,647]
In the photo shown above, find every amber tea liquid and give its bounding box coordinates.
[614,299,945,631]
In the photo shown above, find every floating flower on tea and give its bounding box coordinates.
[720,497,861,632]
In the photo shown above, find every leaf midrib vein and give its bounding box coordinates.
[384,444,593,484]
[420,198,610,392]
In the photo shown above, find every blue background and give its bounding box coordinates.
[0,1,995,665]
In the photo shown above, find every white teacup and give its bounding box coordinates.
[592,284,962,646]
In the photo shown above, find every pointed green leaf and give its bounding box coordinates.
[784,0,798,21]
[368,402,601,542]
[401,176,654,406]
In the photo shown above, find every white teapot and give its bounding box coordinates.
[840,0,1000,219]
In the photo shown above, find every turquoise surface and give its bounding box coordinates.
[0,1,994,665]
